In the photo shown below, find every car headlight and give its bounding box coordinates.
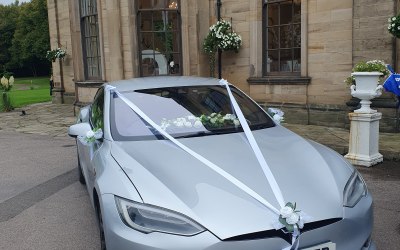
[115,196,205,236]
[343,170,367,207]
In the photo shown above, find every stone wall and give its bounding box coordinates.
[49,0,399,131]
[47,0,75,104]
[352,0,398,131]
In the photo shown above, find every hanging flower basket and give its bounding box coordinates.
[203,19,242,77]
[388,15,400,38]
[46,47,67,62]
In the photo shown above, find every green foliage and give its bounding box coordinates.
[0,92,13,112]
[0,70,14,78]
[0,0,50,76]
[154,22,174,62]
[199,113,240,128]
[0,3,19,72]
[344,60,390,86]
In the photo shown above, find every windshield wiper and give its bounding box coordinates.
[174,128,241,139]
[174,131,212,139]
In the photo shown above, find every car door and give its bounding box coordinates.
[78,87,105,196]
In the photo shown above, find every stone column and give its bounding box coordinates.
[345,112,383,167]
[105,1,124,81]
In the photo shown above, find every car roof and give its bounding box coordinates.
[107,76,223,92]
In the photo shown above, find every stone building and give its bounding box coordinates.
[47,0,400,131]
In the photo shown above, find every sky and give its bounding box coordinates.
[0,0,30,6]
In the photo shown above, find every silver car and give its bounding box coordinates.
[68,76,375,250]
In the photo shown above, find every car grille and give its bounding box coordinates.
[223,218,342,243]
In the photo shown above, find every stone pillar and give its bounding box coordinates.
[105,1,124,81]
[345,112,383,167]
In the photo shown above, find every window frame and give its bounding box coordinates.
[262,0,301,77]
[79,0,102,80]
[136,0,183,77]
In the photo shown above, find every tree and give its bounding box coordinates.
[8,0,50,76]
[0,3,19,74]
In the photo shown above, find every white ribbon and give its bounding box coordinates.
[108,84,300,249]
[219,79,285,208]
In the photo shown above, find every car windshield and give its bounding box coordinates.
[110,85,275,141]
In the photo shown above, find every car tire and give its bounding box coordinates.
[78,154,86,185]
[96,203,107,250]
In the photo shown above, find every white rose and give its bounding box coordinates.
[286,212,300,225]
[86,130,95,138]
[273,114,284,124]
[280,206,294,219]
[0,76,6,86]
[194,120,202,128]
[170,61,175,68]
[9,76,14,86]
[233,119,240,126]
[223,114,232,120]
[393,17,396,21]
[210,118,217,124]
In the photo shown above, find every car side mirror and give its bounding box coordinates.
[80,107,89,122]
[68,123,92,138]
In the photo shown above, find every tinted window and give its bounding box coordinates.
[110,85,275,141]
[90,87,104,130]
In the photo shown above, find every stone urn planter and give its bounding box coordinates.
[350,72,383,113]
[346,71,384,167]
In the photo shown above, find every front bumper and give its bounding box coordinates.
[101,193,375,250]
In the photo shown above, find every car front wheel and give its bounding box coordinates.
[96,203,107,250]
[78,153,86,185]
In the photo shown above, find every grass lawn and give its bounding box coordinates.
[1,76,52,109]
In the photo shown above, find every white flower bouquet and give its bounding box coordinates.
[388,15,400,38]
[203,19,242,53]
[267,108,285,124]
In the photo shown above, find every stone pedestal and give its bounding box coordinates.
[345,112,383,167]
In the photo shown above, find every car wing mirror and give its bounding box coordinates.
[80,107,89,122]
[68,123,92,138]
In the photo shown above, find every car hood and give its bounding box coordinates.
[111,126,353,239]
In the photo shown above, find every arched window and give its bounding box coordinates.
[137,0,182,76]
[263,0,301,75]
